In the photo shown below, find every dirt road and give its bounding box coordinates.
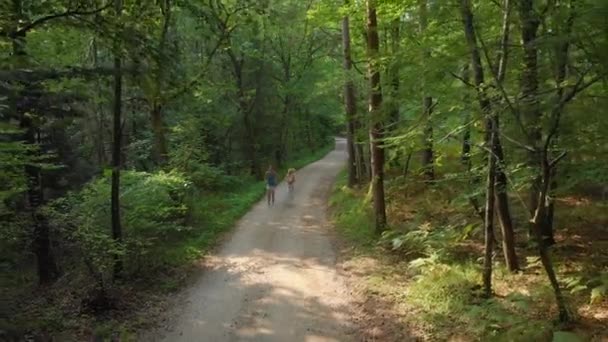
[155,138,357,342]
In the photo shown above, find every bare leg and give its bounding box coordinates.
[267,188,271,205]
[271,189,275,204]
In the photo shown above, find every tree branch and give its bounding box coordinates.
[549,151,567,168]
[500,132,536,153]
[449,71,476,88]
[8,3,112,38]
[561,73,605,105]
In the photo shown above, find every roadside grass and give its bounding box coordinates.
[329,168,608,341]
[329,171,376,250]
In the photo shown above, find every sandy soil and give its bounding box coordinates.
[150,138,359,342]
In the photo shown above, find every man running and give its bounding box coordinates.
[265,164,277,205]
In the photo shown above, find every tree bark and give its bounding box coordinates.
[276,69,291,167]
[419,0,434,180]
[461,0,498,295]
[356,140,368,182]
[92,38,107,166]
[342,3,358,187]
[531,152,570,322]
[536,2,575,245]
[494,117,519,271]
[230,54,261,179]
[517,0,543,224]
[421,96,434,180]
[151,0,172,165]
[111,0,124,278]
[389,18,400,129]
[461,0,518,272]
[524,15,582,320]
[366,0,387,233]
[460,62,485,220]
[151,102,168,164]
[494,0,519,272]
[483,116,498,298]
[460,63,472,169]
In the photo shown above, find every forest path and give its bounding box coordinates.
[153,138,357,342]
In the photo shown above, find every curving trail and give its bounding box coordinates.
[154,138,357,342]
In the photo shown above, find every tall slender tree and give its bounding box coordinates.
[459,0,498,296]
[419,0,434,180]
[150,0,173,165]
[493,0,519,272]
[460,0,518,273]
[9,0,61,285]
[111,0,124,278]
[366,0,387,232]
[342,0,358,187]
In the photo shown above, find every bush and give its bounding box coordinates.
[46,170,193,280]
[188,163,245,191]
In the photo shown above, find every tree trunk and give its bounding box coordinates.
[356,141,367,182]
[231,56,261,179]
[461,0,518,272]
[537,4,574,246]
[12,0,58,285]
[494,117,519,271]
[151,102,168,165]
[150,0,172,166]
[92,38,107,166]
[276,93,290,167]
[460,0,498,297]
[483,116,498,298]
[419,0,434,180]
[389,19,400,129]
[402,151,413,178]
[305,108,315,152]
[111,0,124,279]
[460,62,484,220]
[342,3,358,187]
[494,0,519,272]
[421,96,434,180]
[531,153,570,322]
[243,105,260,178]
[542,168,557,243]
[517,0,542,225]
[366,0,387,233]
[460,63,472,170]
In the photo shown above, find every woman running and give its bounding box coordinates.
[265,164,277,206]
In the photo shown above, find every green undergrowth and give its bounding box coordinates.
[329,171,607,341]
[328,172,376,250]
[2,145,334,340]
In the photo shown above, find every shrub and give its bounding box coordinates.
[46,170,193,281]
[188,163,245,191]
